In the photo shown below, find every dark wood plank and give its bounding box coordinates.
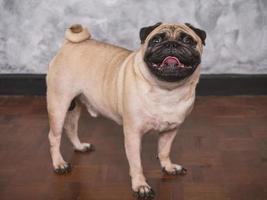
[0,96,267,200]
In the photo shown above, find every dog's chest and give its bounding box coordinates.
[139,88,195,133]
[145,115,178,133]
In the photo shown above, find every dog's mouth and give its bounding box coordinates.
[145,55,198,82]
[151,56,192,70]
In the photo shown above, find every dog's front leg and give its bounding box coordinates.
[158,129,187,175]
[124,127,155,198]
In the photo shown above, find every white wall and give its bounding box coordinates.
[0,0,267,74]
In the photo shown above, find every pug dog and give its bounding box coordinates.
[46,22,206,199]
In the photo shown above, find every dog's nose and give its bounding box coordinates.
[165,41,178,48]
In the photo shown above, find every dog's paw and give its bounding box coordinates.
[54,162,72,175]
[162,164,187,176]
[133,185,155,200]
[74,143,95,153]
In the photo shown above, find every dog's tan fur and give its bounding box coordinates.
[47,23,204,194]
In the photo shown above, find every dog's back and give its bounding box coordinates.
[48,24,131,81]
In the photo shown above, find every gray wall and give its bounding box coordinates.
[0,0,267,74]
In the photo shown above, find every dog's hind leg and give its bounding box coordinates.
[47,93,72,174]
[64,99,95,153]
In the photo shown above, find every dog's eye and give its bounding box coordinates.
[182,36,193,44]
[152,36,162,44]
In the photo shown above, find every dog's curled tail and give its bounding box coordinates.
[65,24,91,43]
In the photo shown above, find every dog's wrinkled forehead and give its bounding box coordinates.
[148,24,200,43]
[140,23,206,49]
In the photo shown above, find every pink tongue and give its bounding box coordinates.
[163,56,180,65]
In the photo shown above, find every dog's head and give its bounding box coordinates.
[140,22,206,82]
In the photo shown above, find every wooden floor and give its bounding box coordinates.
[0,96,267,200]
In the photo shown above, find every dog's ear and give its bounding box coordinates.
[139,22,162,44]
[185,23,206,46]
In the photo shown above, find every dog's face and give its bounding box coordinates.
[140,22,206,82]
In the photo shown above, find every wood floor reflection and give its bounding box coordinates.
[0,96,267,200]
